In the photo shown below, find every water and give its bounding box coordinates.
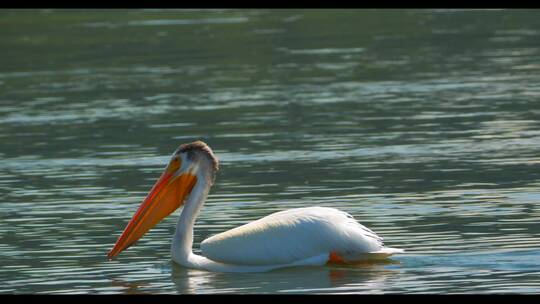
[1,9,540,294]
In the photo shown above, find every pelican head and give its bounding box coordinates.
[107,140,219,259]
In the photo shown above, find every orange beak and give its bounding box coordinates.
[107,159,197,259]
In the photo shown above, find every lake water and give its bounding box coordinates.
[1,9,540,294]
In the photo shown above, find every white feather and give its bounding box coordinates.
[166,142,403,272]
[200,206,402,265]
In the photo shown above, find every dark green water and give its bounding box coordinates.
[1,9,540,294]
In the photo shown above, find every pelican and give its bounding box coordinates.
[107,141,403,272]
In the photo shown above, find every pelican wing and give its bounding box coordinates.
[200,207,389,265]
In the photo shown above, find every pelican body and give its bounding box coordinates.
[108,141,403,273]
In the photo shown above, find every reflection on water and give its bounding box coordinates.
[170,261,400,294]
[1,9,540,294]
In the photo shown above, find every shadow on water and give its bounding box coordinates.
[103,249,540,294]
[169,259,401,294]
[109,279,151,295]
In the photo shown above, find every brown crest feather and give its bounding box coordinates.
[177,140,219,173]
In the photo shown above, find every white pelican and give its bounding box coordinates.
[108,141,403,273]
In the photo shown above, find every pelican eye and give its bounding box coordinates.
[169,156,182,172]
